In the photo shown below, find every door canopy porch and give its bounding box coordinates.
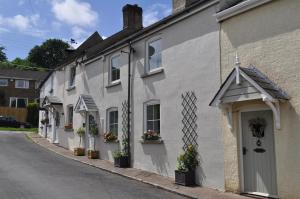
[210,57,289,130]
[42,96,63,111]
[74,94,98,113]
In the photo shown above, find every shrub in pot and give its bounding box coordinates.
[175,145,199,186]
[113,139,129,168]
[88,126,99,159]
[74,127,85,156]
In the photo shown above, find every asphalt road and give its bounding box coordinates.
[0,132,186,199]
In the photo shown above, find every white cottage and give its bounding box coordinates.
[39,0,225,190]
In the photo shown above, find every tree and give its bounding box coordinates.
[11,57,36,67]
[28,39,70,69]
[0,46,7,62]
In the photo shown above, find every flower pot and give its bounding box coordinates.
[175,170,195,186]
[114,156,129,168]
[74,148,85,156]
[88,150,99,159]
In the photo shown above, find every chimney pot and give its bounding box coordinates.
[122,4,143,30]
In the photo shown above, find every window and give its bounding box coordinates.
[69,67,76,87]
[107,108,118,136]
[146,38,162,72]
[55,111,60,127]
[144,100,160,133]
[110,55,121,83]
[15,80,29,89]
[9,97,28,108]
[0,79,8,86]
[67,106,73,125]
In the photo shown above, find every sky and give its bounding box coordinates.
[0,0,172,61]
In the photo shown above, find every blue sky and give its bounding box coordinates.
[0,0,172,61]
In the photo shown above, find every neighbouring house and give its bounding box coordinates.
[209,0,300,198]
[0,68,48,108]
[39,0,225,191]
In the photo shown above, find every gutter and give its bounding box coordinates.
[215,0,273,22]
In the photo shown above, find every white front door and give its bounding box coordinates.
[241,110,277,197]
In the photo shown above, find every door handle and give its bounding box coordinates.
[243,147,247,155]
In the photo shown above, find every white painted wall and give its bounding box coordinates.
[39,3,225,190]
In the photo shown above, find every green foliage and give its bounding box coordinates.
[76,127,85,137]
[0,61,47,71]
[28,39,70,69]
[26,103,39,127]
[112,150,128,158]
[176,145,199,172]
[0,46,7,62]
[12,57,37,67]
[89,126,98,136]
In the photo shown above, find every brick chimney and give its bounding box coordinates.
[172,0,199,13]
[122,4,143,30]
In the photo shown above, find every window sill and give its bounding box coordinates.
[141,68,164,78]
[139,139,164,144]
[106,80,121,88]
[66,85,75,91]
[104,140,119,143]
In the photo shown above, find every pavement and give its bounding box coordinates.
[24,132,252,199]
[0,131,187,199]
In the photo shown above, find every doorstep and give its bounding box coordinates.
[28,133,251,199]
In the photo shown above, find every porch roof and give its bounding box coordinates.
[42,96,63,107]
[74,94,98,112]
[209,65,289,107]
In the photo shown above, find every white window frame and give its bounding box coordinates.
[109,54,121,84]
[145,36,162,73]
[69,67,76,88]
[143,99,160,133]
[0,78,8,87]
[9,97,28,108]
[15,79,29,89]
[67,105,73,125]
[106,107,118,136]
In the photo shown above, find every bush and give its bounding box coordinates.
[176,145,199,172]
[27,103,39,127]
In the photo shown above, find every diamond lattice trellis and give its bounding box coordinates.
[121,100,128,152]
[181,91,198,151]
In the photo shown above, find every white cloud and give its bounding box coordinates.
[0,14,46,37]
[71,26,89,39]
[51,0,98,27]
[143,4,172,27]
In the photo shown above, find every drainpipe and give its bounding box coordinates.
[122,42,134,167]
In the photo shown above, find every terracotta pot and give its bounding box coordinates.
[88,150,99,159]
[74,148,85,156]
[175,169,195,186]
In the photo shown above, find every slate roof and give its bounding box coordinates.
[218,0,245,12]
[239,66,289,100]
[75,94,98,112]
[43,96,63,105]
[0,68,49,81]
[209,65,289,106]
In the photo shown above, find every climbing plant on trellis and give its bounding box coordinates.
[121,100,128,152]
[181,91,198,151]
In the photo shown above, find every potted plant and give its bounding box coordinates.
[113,139,129,168]
[41,118,49,125]
[88,126,99,159]
[64,123,73,130]
[141,130,160,141]
[103,132,118,142]
[175,145,199,186]
[74,127,85,156]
